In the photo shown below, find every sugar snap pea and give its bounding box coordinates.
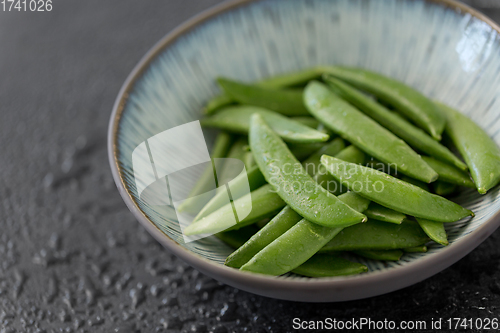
[323,67,446,140]
[243,150,254,170]
[353,249,403,261]
[205,68,324,114]
[257,67,324,88]
[218,79,310,116]
[416,218,448,246]
[314,145,366,195]
[325,77,467,170]
[240,221,343,275]
[225,206,302,268]
[363,202,406,224]
[225,139,347,268]
[184,184,285,236]
[304,81,438,183]
[215,225,260,249]
[334,145,366,164]
[400,175,429,191]
[240,192,369,275]
[249,114,366,228]
[201,106,329,143]
[202,138,344,224]
[437,102,500,194]
[288,142,326,161]
[434,181,457,196]
[177,132,232,213]
[404,246,428,253]
[320,219,430,252]
[365,157,398,176]
[291,254,368,277]
[320,156,473,222]
[302,138,345,176]
[255,218,271,229]
[194,165,266,222]
[421,156,474,188]
[217,138,249,180]
[205,94,234,114]
[225,139,254,172]
[291,117,320,129]
[316,122,335,137]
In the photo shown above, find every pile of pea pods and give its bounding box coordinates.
[181,67,500,277]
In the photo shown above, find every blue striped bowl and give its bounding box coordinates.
[108,0,500,302]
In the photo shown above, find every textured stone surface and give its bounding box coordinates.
[0,1,499,332]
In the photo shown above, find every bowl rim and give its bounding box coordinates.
[108,0,500,302]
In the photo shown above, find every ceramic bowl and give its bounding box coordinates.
[108,0,500,302]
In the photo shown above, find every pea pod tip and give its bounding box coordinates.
[428,173,439,183]
[432,134,442,141]
[319,133,330,142]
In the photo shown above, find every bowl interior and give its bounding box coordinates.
[113,0,500,277]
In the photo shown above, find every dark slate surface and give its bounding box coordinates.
[1,1,499,332]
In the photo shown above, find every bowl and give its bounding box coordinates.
[108,0,500,302]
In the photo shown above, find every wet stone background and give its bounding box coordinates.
[0,0,499,332]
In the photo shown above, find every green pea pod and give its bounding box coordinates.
[215,225,260,249]
[304,81,438,183]
[205,137,344,225]
[363,202,405,224]
[437,102,500,194]
[291,117,320,129]
[201,106,329,143]
[434,181,457,196]
[255,218,271,229]
[205,94,234,114]
[257,67,324,88]
[225,206,302,268]
[184,184,285,236]
[400,175,429,191]
[416,218,448,246]
[404,245,428,253]
[365,157,398,176]
[225,140,349,268]
[205,68,324,114]
[249,114,366,228]
[421,156,474,188]
[314,145,366,195]
[302,138,345,176]
[316,122,335,137]
[291,254,368,277]
[320,156,473,222]
[325,77,467,170]
[335,145,367,164]
[217,138,249,181]
[196,137,337,224]
[353,249,403,261]
[226,158,356,269]
[177,132,232,213]
[243,151,255,170]
[323,67,446,140]
[321,219,430,252]
[288,142,326,161]
[217,78,310,116]
[194,165,266,222]
[240,191,370,276]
